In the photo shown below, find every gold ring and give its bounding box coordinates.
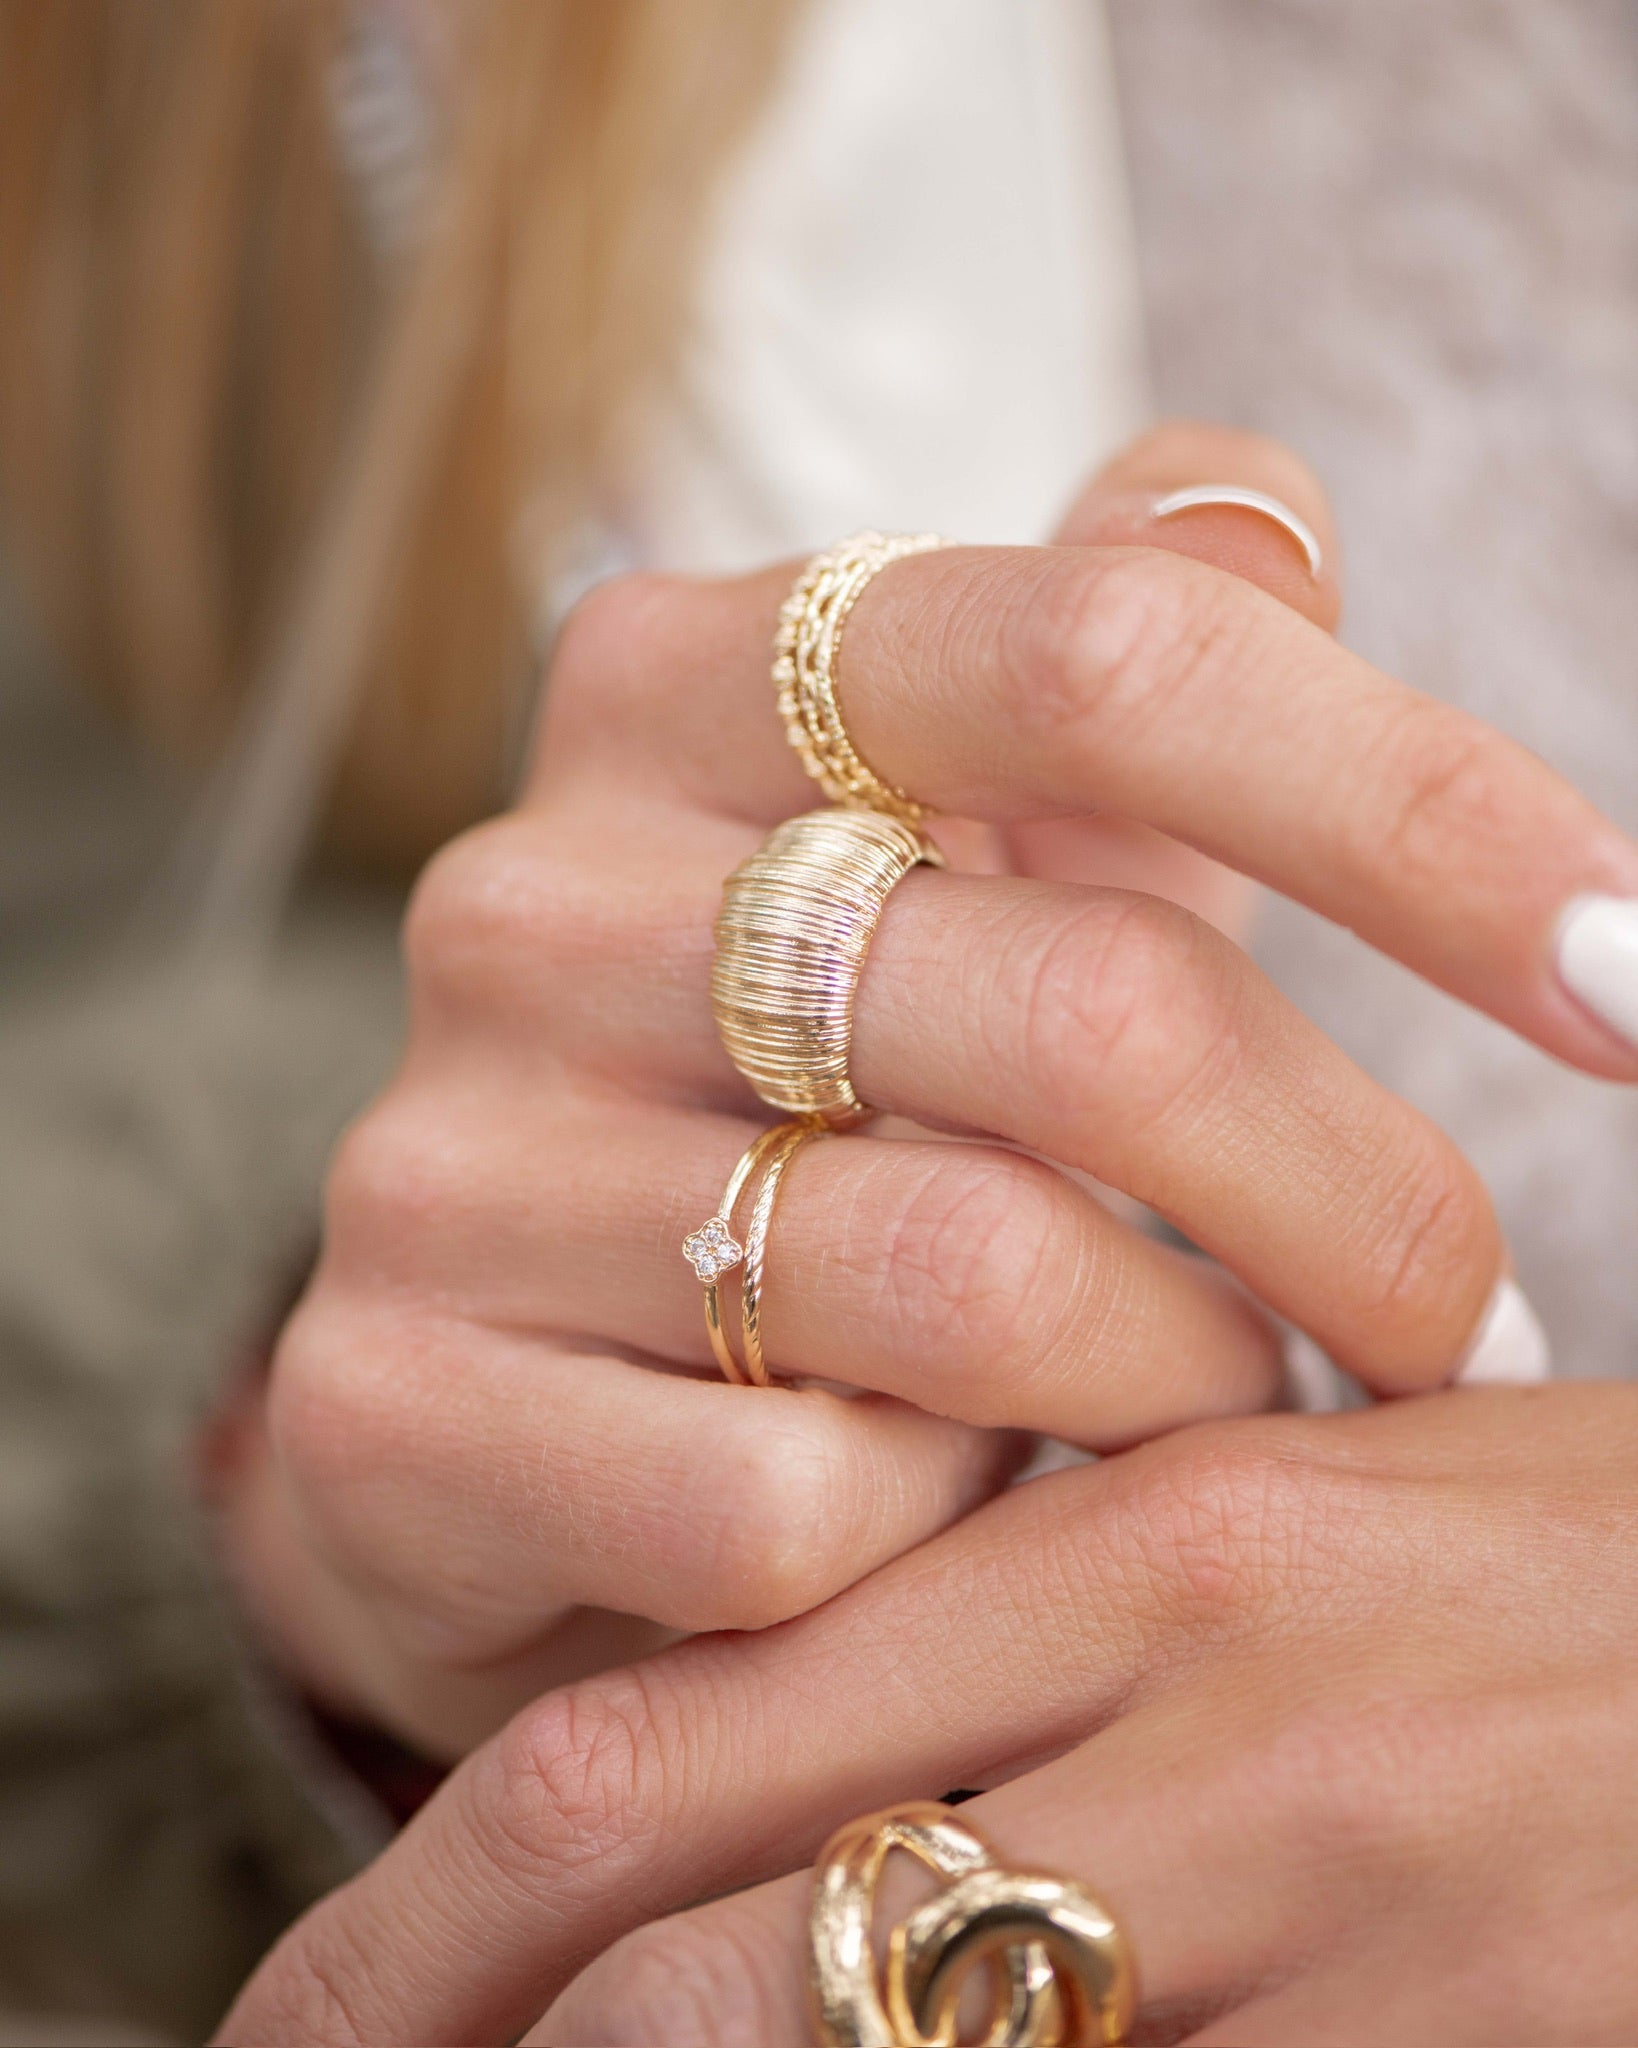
[739,1120,821,1385]
[713,808,944,1130]
[775,531,951,819]
[683,1119,822,1386]
[809,1802,1135,2048]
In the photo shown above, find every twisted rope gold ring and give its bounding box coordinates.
[683,1118,823,1386]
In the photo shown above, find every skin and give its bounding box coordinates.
[220,1384,1638,2046]
[219,422,1638,1764]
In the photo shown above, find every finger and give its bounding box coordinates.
[833,544,1638,1080]
[1053,416,1342,631]
[537,547,1638,1086]
[537,1689,1316,2048]
[1012,419,1344,927]
[1003,807,1262,945]
[328,1089,1284,1447]
[224,1394,1622,2045]
[215,1450,1198,2048]
[218,1391,684,1761]
[222,1406,1448,2047]
[851,870,1511,1393]
[420,814,1509,1394]
[271,1292,1021,1658]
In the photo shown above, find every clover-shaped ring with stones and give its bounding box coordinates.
[683,1215,743,1284]
[685,1119,824,1387]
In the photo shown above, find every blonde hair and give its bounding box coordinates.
[0,0,802,878]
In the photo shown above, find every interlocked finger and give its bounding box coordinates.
[315,1089,1284,1448]
[406,809,1509,1397]
[809,1802,1134,2048]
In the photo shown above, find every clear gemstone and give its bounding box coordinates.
[683,1217,743,1283]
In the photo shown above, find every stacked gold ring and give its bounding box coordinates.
[774,530,950,819]
[696,537,955,1385]
[809,1802,1135,2048]
[683,1118,823,1387]
[712,808,944,1130]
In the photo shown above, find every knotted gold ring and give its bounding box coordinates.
[712,808,943,1130]
[775,530,951,819]
[809,1802,1135,2048]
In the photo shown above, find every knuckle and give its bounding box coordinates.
[1368,706,1503,896]
[1351,1132,1497,1354]
[878,1149,1072,1421]
[265,1298,396,1531]
[271,1304,547,1658]
[473,1670,669,1891]
[1014,546,1245,758]
[552,1916,777,2048]
[230,1918,374,2048]
[1115,1425,1330,1636]
[324,1100,425,1235]
[403,812,562,1016]
[405,808,634,1040]
[1008,892,1238,1174]
[686,1418,852,1632]
[322,1096,456,1270]
[1020,890,1189,1060]
[545,571,681,732]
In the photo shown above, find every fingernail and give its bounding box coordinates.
[1455,1278,1551,1387]
[1149,484,1325,579]
[1556,895,1638,1052]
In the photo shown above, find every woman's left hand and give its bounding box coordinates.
[222,1380,1638,2046]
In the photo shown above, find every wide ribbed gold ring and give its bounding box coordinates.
[809,1803,1135,2048]
[712,808,944,1130]
[775,531,951,819]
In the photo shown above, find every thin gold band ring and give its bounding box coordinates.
[683,1118,823,1387]
[739,1119,822,1387]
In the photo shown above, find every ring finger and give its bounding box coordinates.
[319,1092,1285,1445]
[412,815,1510,1393]
[535,1689,1315,2047]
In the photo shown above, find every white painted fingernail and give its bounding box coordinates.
[1150,484,1325,579]
[1455,1279,1552,1386]
[1557,895,1638,1052]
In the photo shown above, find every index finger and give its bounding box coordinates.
[538,532,1638,1082]
[213,1456,1179,2047]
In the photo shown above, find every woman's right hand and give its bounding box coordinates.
[232,423,1638,1759]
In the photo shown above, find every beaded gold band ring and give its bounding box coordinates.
[712,808,944,1130]
[809,1802,1135,2048]
[683,1118,823,1387]
[775,531,951,819]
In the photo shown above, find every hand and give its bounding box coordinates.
[219,1382,1638,2045]
[236,420,1638,1758]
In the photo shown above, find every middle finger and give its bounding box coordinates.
[415,809,1506,1394]
[537,544,1638,1080]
